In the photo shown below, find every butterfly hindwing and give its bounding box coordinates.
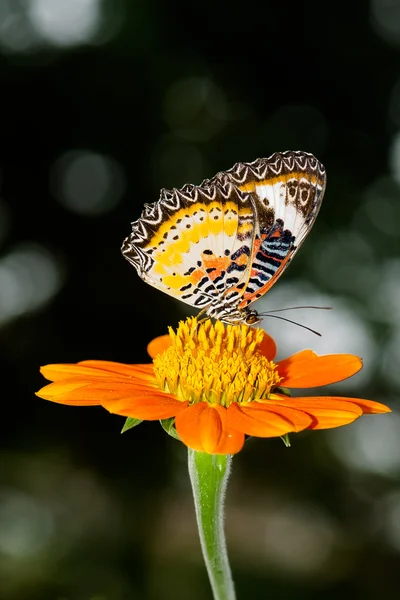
[217,151,326,308]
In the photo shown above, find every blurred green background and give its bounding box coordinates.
[0,1,399,598]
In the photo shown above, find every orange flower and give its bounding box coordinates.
[36,317,390,455]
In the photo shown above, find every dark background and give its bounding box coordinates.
[1,1,400,599]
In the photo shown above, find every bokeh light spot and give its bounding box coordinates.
[329,409,399,476]
[0,0,119,54]
[361,176,400,237]
[0,488,54,557]
[370,0,400,46]
[0,0,38,53]
[262,503,335,573]
[370,258,400,326]
[28,0,100,46]
[381,327,400,390]
[50,150,126,215]
[312,228,378,299]
[0,243,63,327]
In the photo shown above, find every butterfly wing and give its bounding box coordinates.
[211,151,326,309]
[122,151,325,317]
[121,180,256,311]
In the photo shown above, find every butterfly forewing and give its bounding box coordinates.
[122,180,256,311]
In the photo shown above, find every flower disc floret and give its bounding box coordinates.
[153,318,282,407]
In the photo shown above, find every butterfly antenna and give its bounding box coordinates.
[260,305,332,315]
[262,313,322,337]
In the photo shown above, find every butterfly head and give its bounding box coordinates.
[241,309,262,326]
[207,304,262,326]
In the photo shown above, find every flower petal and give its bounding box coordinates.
[36,379,100,405]
[258,330,277,361]
[277,350,363,388]
[227,402,312,437]
[175,403,245,454]
[341,398,391,414]
[37,369,187,418]
[270,395,365,429]
[40,361,154,383]
[101,395,188,420]
[79,361,155,380]
[147,335,171,359]
[37,378,170,406]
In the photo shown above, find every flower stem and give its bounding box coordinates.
[188,449,236,600]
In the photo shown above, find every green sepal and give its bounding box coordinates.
[160,417,180,440]
[121,417,143,433]
[276,388,291,447]
[274,386,292,397]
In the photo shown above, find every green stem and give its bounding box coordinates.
[188,449,236,600]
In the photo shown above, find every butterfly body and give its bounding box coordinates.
[122,151,326,324]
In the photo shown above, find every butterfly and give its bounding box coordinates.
[122,151,326,325]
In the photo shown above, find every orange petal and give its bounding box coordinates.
[40,363,106,382]
[147,335,171,359]
[341,398,391,414]
[40,361,154,383]
[258,330,277,361]
[175,403,245,454]
[277,350,363,388]
[36,379,100,405]
[227,402,312,437]
[101,395,188,420]
[36,378,165,405]
[79,361,154,380]
[270,395,365,429]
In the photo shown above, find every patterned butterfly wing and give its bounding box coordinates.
[121,179,257,314]
[122,151,326,323]
[208,151,326,310]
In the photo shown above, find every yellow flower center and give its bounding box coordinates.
[153,317,281,406]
